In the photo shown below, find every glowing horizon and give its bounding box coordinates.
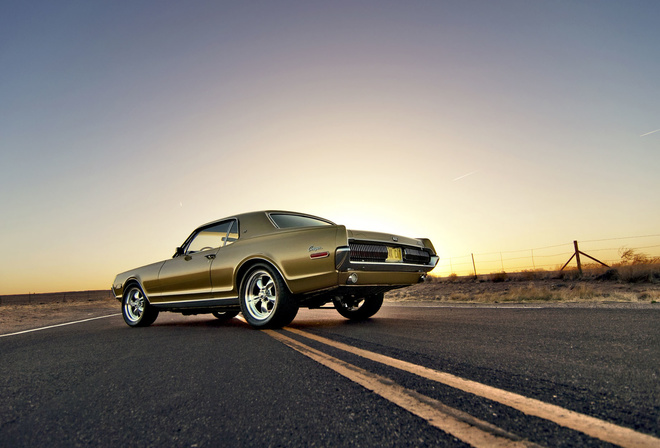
[1,1,659,295]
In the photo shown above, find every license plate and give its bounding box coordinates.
[386,247,402,262]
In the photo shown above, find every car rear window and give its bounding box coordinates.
[269,213,334,229]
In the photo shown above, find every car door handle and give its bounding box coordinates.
[205,254,216,260]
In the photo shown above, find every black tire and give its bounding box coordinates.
[239,264,298,329]
[122,284,159,327]
[211,310,239,321]
[333,293,384,320]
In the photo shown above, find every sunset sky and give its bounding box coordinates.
[1,1,659,294]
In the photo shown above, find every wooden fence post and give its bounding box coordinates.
[561,240,610,273]
[574,240,583,275]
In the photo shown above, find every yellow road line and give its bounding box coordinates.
[285,327,659,448]
[265,330,539,448]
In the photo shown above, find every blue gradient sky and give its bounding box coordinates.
[1,1,659,294]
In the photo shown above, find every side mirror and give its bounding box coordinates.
[173,247,185,258]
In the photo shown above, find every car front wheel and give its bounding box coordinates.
[122,284,159,327]
[239,265,298,329]
[333,293,384,320]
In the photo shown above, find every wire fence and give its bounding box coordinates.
[435,234,660,278]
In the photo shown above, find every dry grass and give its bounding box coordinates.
[386,276,660,304]
[392,262,660,304]
[458,263,660,284]
[613,263,660,283]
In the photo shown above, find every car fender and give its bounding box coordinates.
[111,261,166,301]
[234,255,289,292]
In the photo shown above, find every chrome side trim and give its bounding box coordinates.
[155,290,214,299]
[150,297,239,308]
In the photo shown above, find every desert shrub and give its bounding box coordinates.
[617,264,660,283]
[446,273,458,282]
[425,274,440,283]
[490,272,508,283]
[618,247,660,265]
[596,268,620,281]
[517,269,552,281]
[519,270,538,281]
[557,268,582,280]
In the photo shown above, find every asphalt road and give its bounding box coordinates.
[1,304,658,447]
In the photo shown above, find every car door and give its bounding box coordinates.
[209,219,241,299]
[153,221,234,304]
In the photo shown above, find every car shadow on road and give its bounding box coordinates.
[147,314,249,328]
[145,311,404,331]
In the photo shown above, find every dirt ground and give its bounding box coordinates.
[2,279,658,335]
[0,298,119,335]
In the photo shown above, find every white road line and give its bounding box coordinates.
[0,314,121,338]
[286,327,660,448]
[265,330,539,448]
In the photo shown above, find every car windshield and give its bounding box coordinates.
[269,213,334,229]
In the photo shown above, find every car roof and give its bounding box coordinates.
[197,210,335,239]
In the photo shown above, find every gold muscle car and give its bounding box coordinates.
[112,211,439,328]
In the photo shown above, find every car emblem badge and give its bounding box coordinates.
[392,236,398,242]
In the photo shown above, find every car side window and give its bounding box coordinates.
[224,220,239,246]
[186,221,233,254]
[269,213,333,228]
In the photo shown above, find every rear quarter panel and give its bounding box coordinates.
[273,225,347,293]
[210,225,347,297]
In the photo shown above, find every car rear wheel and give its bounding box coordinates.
[239,265,298,329]
[211,310,239,321]
[333,293,384,320]
[122,284,159,327]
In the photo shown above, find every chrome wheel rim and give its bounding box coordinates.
[124,288,145,323]
[245,270,277,321]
